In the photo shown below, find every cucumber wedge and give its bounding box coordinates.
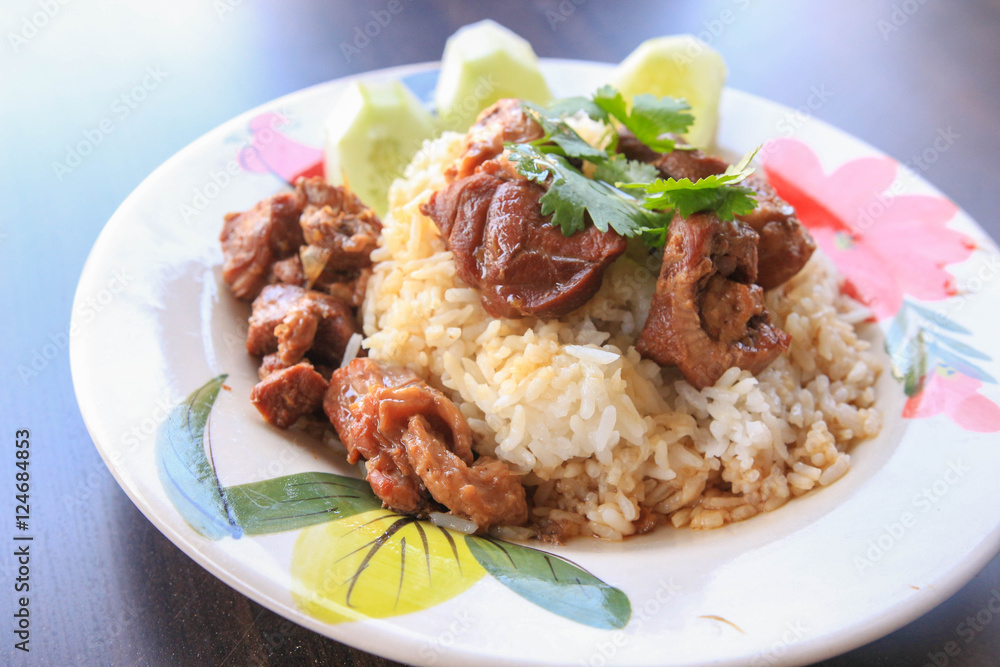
[435,20,552,131]
[611,35,727,149]
[324,80,437,216]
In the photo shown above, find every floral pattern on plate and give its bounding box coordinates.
[762,138,1000,432]
[157,376,631,628]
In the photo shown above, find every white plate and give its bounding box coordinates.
[70,60,1000,667]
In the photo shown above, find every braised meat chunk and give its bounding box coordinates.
[247,283,360,371]
[296,177,381,270]
[325,358,527,529]
[423,173,627,319]
[481,179,628,318]
[327,361,430,514]
[448,98,545,181]
[220,192,304,300]
[221,177,379,302]
[324,266,371,309]
[424,97,626,320]
[403,417,529,528]
[637,213,789,389]
[738,174,816,289]
[617,130,815,290]
[618,130,729,182]
[325,358,473,463]
[250,362,328,428]
[270,253,371,307]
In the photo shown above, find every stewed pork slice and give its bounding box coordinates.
[617,130,729,181]
[617,130,815,289]
[736,173,816,289]
[246,283,360,372]
[295,177,382,270]
[270,252,372,308]
[257,352,286,380]
[637,212,789,389]
[221,177,379,304]
[270,254,308,286]
[422,173,627,319]
[323,267,372,309]
[220,192,304,301]
[250,362,328,429]
[447,98,545,181]
[325,358,528,529]
[402,417,529,528]
[325,359,469,516]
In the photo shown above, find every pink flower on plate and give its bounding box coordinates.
[761,138,997,432]
[903,364,1000,432]
[760,138,974,320]
[238,112,324,184]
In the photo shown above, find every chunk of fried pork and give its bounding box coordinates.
[325,358,528,529]
[637,212,790,389]
[220,176,380,300]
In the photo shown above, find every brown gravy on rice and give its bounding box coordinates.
[362,130,882,542]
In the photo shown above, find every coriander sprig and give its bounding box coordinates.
[506,87,759,246]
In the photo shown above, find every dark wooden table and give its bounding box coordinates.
[4,1,999,664]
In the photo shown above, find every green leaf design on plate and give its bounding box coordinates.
[889,300,996,397]
[903,329,928,397]
[159,377,635,629]
[156,374,239,539]
[157,377,380,539]
[465,535,632,629]
[932,331,992,362]
[907,301,972,335]
[928,342,997,384]
[228,472,382,535]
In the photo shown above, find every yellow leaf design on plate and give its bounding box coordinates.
[291,509,486,623]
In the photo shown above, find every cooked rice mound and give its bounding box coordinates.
[361,132,882,541]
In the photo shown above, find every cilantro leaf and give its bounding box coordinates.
[506,143,671,238]
[520,102,606,161]
[503,88,754,249]
[643,185,758,221]
[547,96,610,123]
[592,85,693,153]
[622,148,761,222]
[592,154,659,186]
[637,224,672,249]
[629,94,695,150]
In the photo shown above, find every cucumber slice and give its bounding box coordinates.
[324,80,437,216]
[435,20,552,131]
[611,35,727,149]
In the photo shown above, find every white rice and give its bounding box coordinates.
[361,132,883,540]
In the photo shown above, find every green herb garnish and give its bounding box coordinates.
[591,85,693,153]
[507,87,758,246]
[506,143,670,237]
[520,102,607,161]
[621,148,760,221]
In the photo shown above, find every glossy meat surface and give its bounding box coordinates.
[738,173,817,289]
[247,284,359,371]
[403,416,528,528]
[250,362,328,429]
[637,213,789,388]
[221,177,380,302]
[325,358,527,528]
[617,130,814,290]
[220,192,303,301]
[296,177,382,270]
[447,98,545,181]
[423,173,627,319]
